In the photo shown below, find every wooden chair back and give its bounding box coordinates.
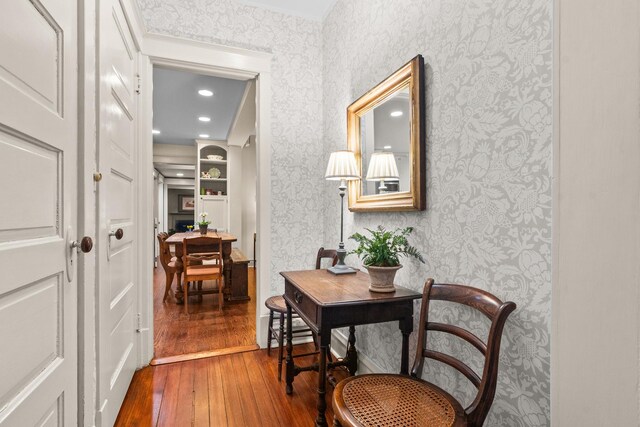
[181,236,223,275]
[411,278,516,426]
[156,232,173,271]
[315,247,338,269]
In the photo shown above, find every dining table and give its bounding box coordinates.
[165,231,237,303]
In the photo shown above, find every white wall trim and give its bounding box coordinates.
[121,0,274,360]
[330,331,384,375]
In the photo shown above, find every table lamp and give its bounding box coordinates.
[366,152,399,192]
[325,150,360,274]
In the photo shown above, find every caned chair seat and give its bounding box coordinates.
[332,279,516,427]
[333,374,465,427]
[265,295,287,313]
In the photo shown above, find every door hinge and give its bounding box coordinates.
[135,74,141,95]
[136,313,149,333]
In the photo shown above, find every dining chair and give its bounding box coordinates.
[265,247,338,380]
[332,278,516,427]
[181,235,225,313]
[157,232,178,302]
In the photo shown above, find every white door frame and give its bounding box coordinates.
[79,3,272,421]
[125,8,273,363]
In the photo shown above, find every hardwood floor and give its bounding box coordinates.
[115,343,348,426]
[153,264,257,360]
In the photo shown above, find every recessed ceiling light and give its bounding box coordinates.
[199,134,210,138]
[176,173,184,177]
[152,129,161,134]
[198,89,213,97]
[198,116,211,122]
[383,145,392,150]
[390,111,403,117]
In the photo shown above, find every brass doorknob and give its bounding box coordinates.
[71,236,93,253]
[109,228,124,240]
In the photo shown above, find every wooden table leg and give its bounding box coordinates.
[345,325,358,375]
[399,316,413,374]
[315,330,330,427]
[285,302,294,395]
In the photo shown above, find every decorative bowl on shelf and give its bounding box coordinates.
[207,155,224,160]
[208,167,221,178]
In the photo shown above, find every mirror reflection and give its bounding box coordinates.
[360,86,411,195]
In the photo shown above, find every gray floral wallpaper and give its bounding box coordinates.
[322,0,552,425]
[138,0,552,424]
[136,0,326,293]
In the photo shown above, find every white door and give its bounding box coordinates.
[0,1,78,426]
[96,0,139,425]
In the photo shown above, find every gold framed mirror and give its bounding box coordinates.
[347,55,425,212]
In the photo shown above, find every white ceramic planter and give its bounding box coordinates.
[365,264,402,292]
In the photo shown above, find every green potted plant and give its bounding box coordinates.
[350,226,425,292]
[197,212,210,235]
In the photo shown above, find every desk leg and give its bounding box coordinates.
[399,316,413,374]
[285,303,294,395]
[315,330,330,427]
[346,325,358,375]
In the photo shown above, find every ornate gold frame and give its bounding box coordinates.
[347,55,426,212]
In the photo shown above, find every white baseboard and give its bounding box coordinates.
[330,330,383,375]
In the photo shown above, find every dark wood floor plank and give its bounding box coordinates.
[193,359,210,427]
[173,360,195,427]
[241,351,282,427]
[155,363,183,426]
[219,355,246,426]
[151,365,170,426]
[228,353,263,426]
[207,355,229,426]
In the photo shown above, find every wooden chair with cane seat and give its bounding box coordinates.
[265,247,338,380]
[332,278,516,427]
[181,235,225,313]
[157,232,178,302]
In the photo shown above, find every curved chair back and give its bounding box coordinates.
[315,247,338,269]
[156,232,173,271]
[411,278,516,426]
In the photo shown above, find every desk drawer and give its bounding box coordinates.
[284,283,318,326]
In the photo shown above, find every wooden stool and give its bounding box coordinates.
[265,247,338,380]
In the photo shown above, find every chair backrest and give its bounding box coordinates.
[156,232,173,271]
[181,236,223,269]
[315,247,338,269]
[411,278,516,426]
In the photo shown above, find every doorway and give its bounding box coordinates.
[150,66,259,362]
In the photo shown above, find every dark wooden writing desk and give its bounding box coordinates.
[281,269,421,427]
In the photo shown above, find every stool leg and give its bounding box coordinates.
[277,312,285,381]
[267,310,274,356]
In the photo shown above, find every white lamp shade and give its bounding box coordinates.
[366,152,400,181]
[325,150,360,180]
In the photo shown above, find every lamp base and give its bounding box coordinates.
[328,264,358,275]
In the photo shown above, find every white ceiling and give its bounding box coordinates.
[152,67,248,146]
[236,0,337,21]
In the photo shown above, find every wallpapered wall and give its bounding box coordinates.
[322,0,552,425]
[139,0,552,424]
[137,0,326,294]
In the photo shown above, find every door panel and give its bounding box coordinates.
[97,0,138,425]
[0,0,77,426]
